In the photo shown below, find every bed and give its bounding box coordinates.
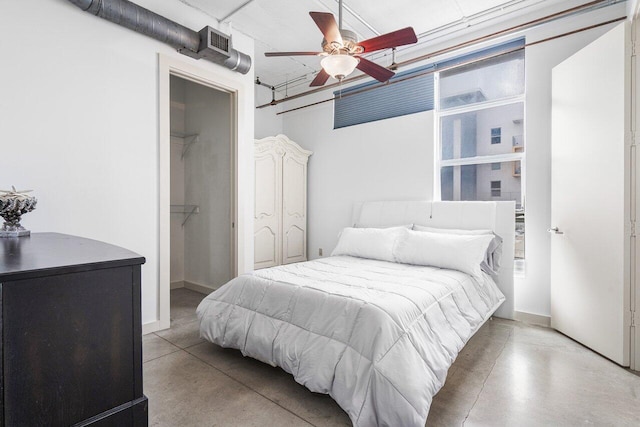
[197,201,515,426]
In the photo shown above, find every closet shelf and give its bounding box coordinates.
[170,204,199,227]
[170,132,200,159]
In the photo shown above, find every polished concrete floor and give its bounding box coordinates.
[144,288,640,426]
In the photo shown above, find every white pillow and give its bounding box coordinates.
[412,225,493,235]
[394,228,494,279]
[354,223,413,229]
[331,227,405,262]
[412,225,503,275]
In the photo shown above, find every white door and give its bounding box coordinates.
[550,22,631,366]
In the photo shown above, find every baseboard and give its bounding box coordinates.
[184,280,216,295]
[142,320,161,335]
[170,280,185,290]
[514,310,551,328]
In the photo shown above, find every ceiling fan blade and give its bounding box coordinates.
[309,12,343,45]
[356,57,395,83]
[310,69,330,87]
[265,51,323,57]
[358,27,418,53]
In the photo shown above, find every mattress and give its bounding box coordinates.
[197,256,504,426]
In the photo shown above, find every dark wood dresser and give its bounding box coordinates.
[0,233,148,426]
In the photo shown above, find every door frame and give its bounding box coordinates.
[632,5,640,371]
[158,54,243,331]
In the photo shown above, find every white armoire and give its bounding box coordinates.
[254,135,312,270]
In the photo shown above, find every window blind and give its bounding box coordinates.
[333,38,525,129]
[333,66,434,129]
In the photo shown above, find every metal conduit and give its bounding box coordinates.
[257,0,622,108]
[67,0,251,74]
[272,16,626,116]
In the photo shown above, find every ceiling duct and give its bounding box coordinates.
[67,0,251,74]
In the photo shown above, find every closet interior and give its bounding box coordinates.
[169,75,233,320]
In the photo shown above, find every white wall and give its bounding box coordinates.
[255,106,284,139]
[270,4,625,318]
[255,86,284,138]
[283,100,434,259]
[0,0,254,327]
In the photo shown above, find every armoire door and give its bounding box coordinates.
[550,22,631,366]
[282,151,308,264]
[254,148,282,269]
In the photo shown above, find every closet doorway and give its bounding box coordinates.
[158,55,240,332]
[169,74,233,315]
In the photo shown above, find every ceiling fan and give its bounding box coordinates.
[264,1,418,87]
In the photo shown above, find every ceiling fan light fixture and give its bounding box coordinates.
[321,54,359,80]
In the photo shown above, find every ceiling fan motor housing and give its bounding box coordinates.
[322,29,363,54]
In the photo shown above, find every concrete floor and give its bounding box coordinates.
[143,288,640,426]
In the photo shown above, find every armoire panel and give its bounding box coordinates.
[255,155,278,219]
[254,135,312,269]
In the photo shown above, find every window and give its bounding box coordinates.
[435,41,525,259]
[491,127,501,144]
[491,181,501,197]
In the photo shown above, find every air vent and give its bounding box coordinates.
[67,0,251,74]
[197,25,251,74]
[199,26,231,55]
[210,30,229,53]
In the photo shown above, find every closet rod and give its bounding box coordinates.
[170,204,200,227]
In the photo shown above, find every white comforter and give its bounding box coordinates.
[197,256,504,426]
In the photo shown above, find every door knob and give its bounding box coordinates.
[548,227,564,235]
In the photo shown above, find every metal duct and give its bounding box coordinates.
[67,0,251,74]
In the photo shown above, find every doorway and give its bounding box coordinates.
[158,55,243,332]
[167,75,233,327]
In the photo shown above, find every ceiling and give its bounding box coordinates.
[179,0,616,97]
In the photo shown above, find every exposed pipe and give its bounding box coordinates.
[256,77,278,106]
[272,16,625,116]
[67,0,251,74]
[258,0,620,106]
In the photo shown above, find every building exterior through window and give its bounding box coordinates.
[436,48,525,261]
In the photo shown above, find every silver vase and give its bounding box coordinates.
[0,191,37,238]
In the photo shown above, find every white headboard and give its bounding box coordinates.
[353,200,515,319]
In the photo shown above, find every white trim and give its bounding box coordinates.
[438,94,525,117]
[170,280,185,290]
[158,54,245,331]
[143,320,161,335]
[631,14,639,371]
[433,73,442,201]
[441,152,524,167]
[514,310,551,328]
[183,280,217,295]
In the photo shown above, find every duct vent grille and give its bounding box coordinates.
[210,31,229,52]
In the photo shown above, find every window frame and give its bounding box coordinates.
[434,92,526,203]
[491,127,502,144]
[491,180,502,197]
